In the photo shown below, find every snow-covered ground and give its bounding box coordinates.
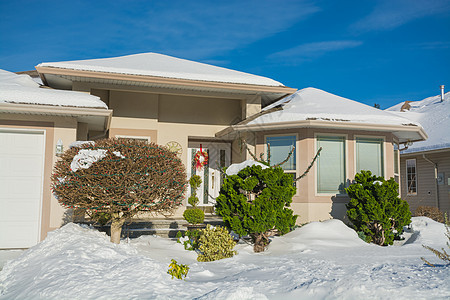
[0,217,448,300]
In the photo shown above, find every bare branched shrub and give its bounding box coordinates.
[415,206,445,223]
[51,138,187,243]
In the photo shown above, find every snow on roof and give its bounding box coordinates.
[386,92,450,153]
[37,52,284,87]
[0,69,108,109]
[248,87,420,127]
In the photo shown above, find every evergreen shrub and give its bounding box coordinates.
[183,209,205,225]
[215,165,297,252]
[346,170,411,246]
[176,230,200,250]
[183,175,204,224]
[197,225,237,262]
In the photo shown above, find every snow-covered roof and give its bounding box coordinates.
[0,69,108,109]
[248,87,420,127]
[37,53,284,87]
[386,92,450,153]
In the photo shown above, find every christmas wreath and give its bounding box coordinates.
[194,148,208,170]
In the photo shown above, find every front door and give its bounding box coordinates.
[187,142,231,206]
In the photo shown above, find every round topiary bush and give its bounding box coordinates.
[51,138,187,243]
[183,208,205,224]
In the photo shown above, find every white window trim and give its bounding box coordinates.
[115,135,151,142]
[354,135,386,178]
[406,158,418,196]
[314,133,348,196]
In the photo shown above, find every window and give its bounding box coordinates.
[317,136,346,194]
[116,135,151,142]
[406,159,417,194]
[356,138,384,177]
[266,135,296,185]
[393,143,399,184]
[266,135,296,171]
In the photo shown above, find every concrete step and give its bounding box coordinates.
[79,217,224,239]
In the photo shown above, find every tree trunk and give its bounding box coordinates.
[372,222,385,246]
[253,233,268,253]
[110,214,125,244]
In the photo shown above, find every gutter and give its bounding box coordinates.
[422,154,439,209]
[216,119,427,142]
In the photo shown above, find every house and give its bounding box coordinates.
[217,87,427,223]
[0,69,112,248]
[1,52,426,248]
[386,88,450,216]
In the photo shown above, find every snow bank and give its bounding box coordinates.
[0,69,108,109]
[225,160,269,176]
[268,219,367,254]
[0,218,448,299]
[38,53,284,87]
[386,92,450,153]
[250,87,421,127]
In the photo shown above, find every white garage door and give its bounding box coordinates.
[0,129,45,248]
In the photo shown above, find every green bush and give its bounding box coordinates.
[176,230,200,251]
[197,225,237,262]
[167,259,189,280]
[183,208,205,224]
[215,165,297,252]
[346,170,411,246]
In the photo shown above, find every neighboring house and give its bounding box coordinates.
[0,69,112,248]
[386,89,450,216]
[1,52,427,248]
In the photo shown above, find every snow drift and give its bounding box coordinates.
[0,218,448,299]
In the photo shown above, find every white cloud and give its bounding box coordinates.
[352,0,450,32]
[268,40,363,65]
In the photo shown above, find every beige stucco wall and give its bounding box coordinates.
[0,113,78,240]
[90,87,245,217]
[252,127,396,224]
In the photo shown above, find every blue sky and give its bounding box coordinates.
[0,0,449,108]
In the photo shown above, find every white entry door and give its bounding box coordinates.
[188,142,231,206]
[0,129,45,248]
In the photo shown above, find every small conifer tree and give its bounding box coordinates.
[215,165,297,252]
[346,170,411,246]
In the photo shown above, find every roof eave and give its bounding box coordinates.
[35,66,297,95]
[216,119,427,143]
[0,102,112,131]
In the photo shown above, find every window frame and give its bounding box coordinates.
[406,158,418,195]
[115,135,151,142]
[315,134,347,196]
[354,135,385,177]
[264,133,298,191]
